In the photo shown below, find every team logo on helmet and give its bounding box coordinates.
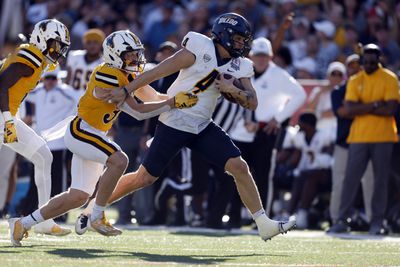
[106,34,115,48]
[218,17,238,26]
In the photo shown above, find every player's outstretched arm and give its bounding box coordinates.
[120,91,198,120]
[134,85,169,102]
[97,48,196,104]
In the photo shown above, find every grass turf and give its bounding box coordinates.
[1,221,400,266]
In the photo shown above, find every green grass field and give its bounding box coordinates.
[1,220,400,267]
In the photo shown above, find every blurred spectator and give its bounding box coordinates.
[314,20,340,78]
[70,2,99,49]
[124,3,143,39]
[329,2,346,49]
[307,61,346,134]
[329,44,399,235]
[341,24,360,57]
[375,25,400,70]
[302,4,321,24]
[288,112,333,229]
[288,17,309,62]
[188,4,211,35]
[392,2,400,45]
[278,0,297,19]
[273,46,294,75]
[9,0,400,79]
[26,1,53,24]
[359,6,383,44]
[145,3,178,53]
[294,57,317,79]
[66,28,105,97]
[242,0,267,33]
[329,54,374,226]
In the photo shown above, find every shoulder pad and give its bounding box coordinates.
[181,31,211,58]
[15,44,44,69]
[236,57,254,78]
[93,64,122,87]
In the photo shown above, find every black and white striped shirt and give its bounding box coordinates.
[212,97,253,134]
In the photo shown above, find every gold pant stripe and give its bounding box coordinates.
[70,117,116,156]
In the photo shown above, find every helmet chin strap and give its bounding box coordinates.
[44,52,57,64]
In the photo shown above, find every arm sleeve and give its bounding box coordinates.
[181,31,208,63]
[15,46,42,70]
[330,87,343,116]
[384,74,400,101]
[274,73,306,123]
[345,77,359,102]
[239,58,255,78]
[119,101,171,121]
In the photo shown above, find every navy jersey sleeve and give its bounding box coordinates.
[331,84,346,117]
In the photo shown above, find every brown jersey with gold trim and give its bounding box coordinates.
[78,63,135,132]
[0,44,55,115]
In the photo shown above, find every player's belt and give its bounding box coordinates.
[70,116,117,156]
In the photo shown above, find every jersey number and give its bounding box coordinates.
[103,110,120,124]
[192,69,219,94]
[72,69,92,90]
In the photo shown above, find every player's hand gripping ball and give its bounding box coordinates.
[216,73,245,103]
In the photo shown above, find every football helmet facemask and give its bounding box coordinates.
[103,30,146,74]
[212,13,253,58]
[30,19,70,64]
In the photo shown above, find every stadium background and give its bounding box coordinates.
[0,0,400,234]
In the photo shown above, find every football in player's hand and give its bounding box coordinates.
[217,73,244,103]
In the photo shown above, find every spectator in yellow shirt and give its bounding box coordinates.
[328,44,399,235]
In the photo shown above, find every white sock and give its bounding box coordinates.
[91,203,106,221]
[21,209,45,229]
[83,198,96,215]
[252,209,274,226]
[252,209,266,220]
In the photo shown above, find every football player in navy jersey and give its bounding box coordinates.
[94,13,296,241]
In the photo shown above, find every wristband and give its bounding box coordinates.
[2,111,12,122]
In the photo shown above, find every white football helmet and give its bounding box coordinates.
[103,30,146,73]
[30,19,70,63]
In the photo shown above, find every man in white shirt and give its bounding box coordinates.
[26,69,77,222]
[231,37,306,211]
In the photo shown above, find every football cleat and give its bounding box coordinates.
[90,213,122,237]
[34,224,72,236]
[8,218,29,247]
[75,213,90,235]
[258,219,296,241]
